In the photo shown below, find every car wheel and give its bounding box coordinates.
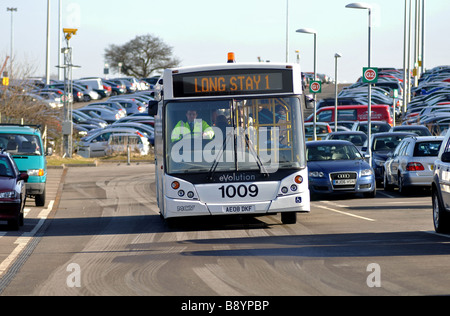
[8,215,20,231]
[432,189,450,233]
[35,188,46,207]
[281,212,297,224]
[398,175,408,194]
[363,188,376,198]
[383,172,394,191]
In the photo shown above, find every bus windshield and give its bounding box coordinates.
[165,96,306,175]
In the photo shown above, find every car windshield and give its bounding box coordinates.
[358,123,390,134]
[165,97,306,174]
[0,134,43,156]
[328,133,367,146]
[305,124,329,135]
[307,144,363,161]
[0,157,14,177]
[372,135,407,152]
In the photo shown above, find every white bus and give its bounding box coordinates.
[149,56,310,224]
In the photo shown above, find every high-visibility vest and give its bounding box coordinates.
[171,120,214,142]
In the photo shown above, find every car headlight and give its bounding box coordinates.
[361,169,373,176]
[28,169,45,176]
[0,191,16,199]
[309,171,325,178]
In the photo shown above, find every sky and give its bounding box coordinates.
[1,0,450,83]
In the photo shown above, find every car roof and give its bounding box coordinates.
[328,131,366,135]
[0,125,41,135]
[306,140,353,146]
[371,132,417,138]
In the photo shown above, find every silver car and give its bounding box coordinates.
[384,136,444,193]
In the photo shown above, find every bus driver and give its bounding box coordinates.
[171,109,215,142]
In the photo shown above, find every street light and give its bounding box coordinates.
[346,2,373,167]
[6,7,17,77]
[334,53,342,132]
[296,28,318,140]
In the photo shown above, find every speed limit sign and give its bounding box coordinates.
[362,67,378,83]
[309,80,322,94]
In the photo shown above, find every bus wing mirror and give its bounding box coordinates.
[148,100,158,116]
[304,94,314,109]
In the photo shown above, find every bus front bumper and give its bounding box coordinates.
[163,193,310,219]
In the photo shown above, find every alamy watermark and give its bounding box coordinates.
[170,124,281,173]
[366,263,381,288]
[66,263,81,288]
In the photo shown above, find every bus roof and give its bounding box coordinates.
[162,62,302,100]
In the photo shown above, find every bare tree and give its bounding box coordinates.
[104,34,180,78]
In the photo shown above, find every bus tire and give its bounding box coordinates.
[281,212,297,224]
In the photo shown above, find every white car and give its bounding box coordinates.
[77,127,145,158]
[105,133,150,156]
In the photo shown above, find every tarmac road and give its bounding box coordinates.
[1,163,450,297]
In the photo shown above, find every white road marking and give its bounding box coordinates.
[0,200,54,277]
[315,204,375,222]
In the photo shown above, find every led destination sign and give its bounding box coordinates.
[173,68,293,97]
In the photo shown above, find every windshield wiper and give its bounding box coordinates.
[207,131,233,180]
[242,133,269,177]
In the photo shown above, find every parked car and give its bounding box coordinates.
[88,122,154,145]
[306,140,376,199]
[108,98,147,115]
[432,128,450,233]
[304,122,332,141]
[305,104,394,126]
[76,78,110,99]
[77,106,122,124]
[0,150,28,230]
[103,79,126,95]
[105,133,150,156]
[389,125,432,136]
[72,110,108,128]
[77,127,146,158]
[352,121,392,135]
[325,131,367,151]
[86,101,127,118]
[384,136,444,193]
[361,132,417,185]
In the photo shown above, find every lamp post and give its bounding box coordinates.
[6,7,17,77]
[45,0,51,85]
[346,2,373,166]
[296,28,317,140]
[334,53,342,132]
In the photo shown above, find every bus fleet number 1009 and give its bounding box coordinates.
[218,184,259,199]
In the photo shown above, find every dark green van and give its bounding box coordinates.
[0,125,47,206]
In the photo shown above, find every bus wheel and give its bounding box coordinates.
[281,212,297,224]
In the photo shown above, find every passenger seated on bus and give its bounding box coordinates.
[214,114,230,140]
[171,109,215,142]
